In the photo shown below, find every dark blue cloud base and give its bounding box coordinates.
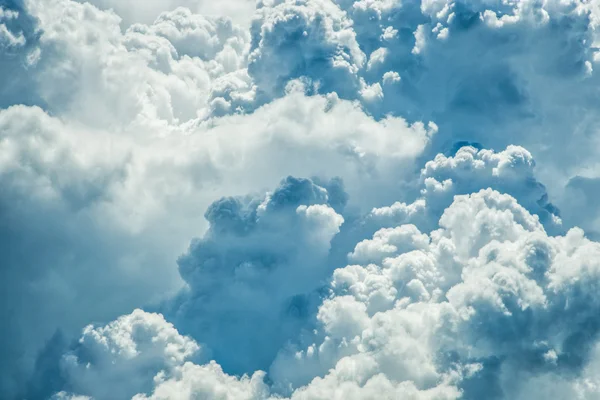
[3,0,600,399]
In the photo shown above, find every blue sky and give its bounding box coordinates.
[3,0,600,399]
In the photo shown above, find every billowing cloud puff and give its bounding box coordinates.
[6,143,585,400]
[356,0,600,185]
[363,145,561,243]
[249,0,365,99]
[157,143,560,385]
[40,309,269,400]
[419,145,561,229]
[57,310,199,399]
[37,309,267,400]
[230,0,600,244]
[133,362,269,400]
[0,0,40,108]
[50,393,92,400]
[270,188,600,400]
[171,176,345,374]
[23,0,254,126]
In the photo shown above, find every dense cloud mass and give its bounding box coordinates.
[4,0,600,399]
[40,185,600,400]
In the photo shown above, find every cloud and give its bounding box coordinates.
[76,0,256,27]
[0,0,41,108]
[6,0,600,399]
[133,362,269,400]
[358,145,562,256]
[170,176,345,375]
[34,309,202,399]
[248,0,365,100]
[0,92,431,397]
[0,5,25,47]
[50,393,92,400]
[163,143,559,380]
[354,0,600,196]
[0,1,434,394]
[16,142,593,400]
[58,310,199,399]
[22,0,254,127]
[418,145,561,230]
[246,0,600,204]
[270,188,600,400]
[38,182,600,400]
[39,309,269,400]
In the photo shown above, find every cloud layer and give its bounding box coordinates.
[4,0,600,399]
[43,181,600,399]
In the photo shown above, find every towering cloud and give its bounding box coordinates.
[172,176,345,374]
[42,179,600,400]
[249,0,365,99]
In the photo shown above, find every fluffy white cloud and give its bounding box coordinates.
[58,310,200,399]
[40,184,600,400]
[77,0,256,27]
[133,362,269,400]
[171,176,346,374]
[50,393,92,400]
[44,308,270,400]
[248,0,365,99]
[269,188,600,399]
[363,145,561,244]
[0,1,436,395]
[420,145,561,229]
[245,0,600,209]
[24,0,254,127]
[6,0,600,399]
[358,0,600,197]
[0,91,432,398]
[42,309,268,400]
[19,141,595,400]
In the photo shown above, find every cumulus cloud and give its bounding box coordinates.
[0,0,435,395]
[58,310,199,399]
[269,188,600,400]
[360,145,562,251]
[245,0,600,208]
[248,0,365,99]
[23,0,254,127]
[38,308,269,400]
[0,89,431,398]
[418,145,561,230]
[357,0,600,199]
[38,183,600,400]
[0,0,40,108]
[171,176,345,375]
[78,0,257,27]
[6,0,600,399]
[13,146,590,400]
[34,309,201,399]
